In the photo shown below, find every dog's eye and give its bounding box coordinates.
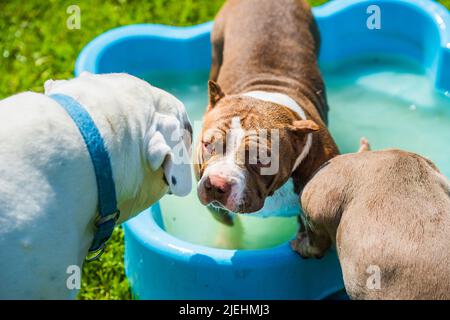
[202,141,216,162]
[202,141,214,154]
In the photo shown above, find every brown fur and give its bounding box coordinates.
[294,148,450,299]
[195,0,339,213]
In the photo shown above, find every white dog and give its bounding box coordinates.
[0,72,192,299]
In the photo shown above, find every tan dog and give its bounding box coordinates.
[294,139,450,299]
[195,0,339,216]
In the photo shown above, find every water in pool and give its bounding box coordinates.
[143,57,450,250]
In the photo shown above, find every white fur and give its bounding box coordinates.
[251,178,300,218]
[243,91,313,172]
[214,178,301,218]
[0,72,192,299]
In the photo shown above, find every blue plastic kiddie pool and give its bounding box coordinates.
[75,0,450,299]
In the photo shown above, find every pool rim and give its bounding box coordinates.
[124,203,323,263]
[123,204,346,300]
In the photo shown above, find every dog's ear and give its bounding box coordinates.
[146,114,192,197]
[208,80,225,109]
[287,120,320,134]
[147,131,171,172]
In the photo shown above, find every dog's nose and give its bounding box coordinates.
[204,175,234,204]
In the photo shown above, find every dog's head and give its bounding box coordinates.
[195,81,319,213]
[45,72,193,200]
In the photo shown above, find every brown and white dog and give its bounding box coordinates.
[294,140,450,299]
[195,0,339,216]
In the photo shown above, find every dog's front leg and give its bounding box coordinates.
[290,214,331,259]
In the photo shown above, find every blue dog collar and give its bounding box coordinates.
[49,94,120,262]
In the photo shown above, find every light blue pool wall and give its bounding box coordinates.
[125,204,344,300]
[78,23,213,75]
[316,0,450,92]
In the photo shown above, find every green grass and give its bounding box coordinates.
[0,0,448,300]
[79,227,132,300]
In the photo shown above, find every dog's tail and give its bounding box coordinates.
[358,137,371,153]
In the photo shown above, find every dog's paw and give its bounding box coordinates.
[290,232,325,259]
